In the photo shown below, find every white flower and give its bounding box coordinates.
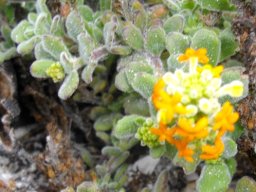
[185,105,198,117]
[205,78,222,97]
[163,72,179,85]
[175,69,185,80]
[218,80,244,97]
[200,69,213,82]
[199,98,213,114]
[181,95,191,104]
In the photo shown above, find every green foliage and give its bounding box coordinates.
[114,115,145,139]
[226,121,244,141]
[191,29,221,65]
[219,28,238,61]
[164,14,185,33]
[223,138,237,159]
[66,10,86,41]
[17,36,40,55]
[50,15,65,36]
[196,162,231,192]
[123,94,150,116]
[123,22,144,50]
[94,113,122,131]
[100,0,112,11]
[11,20,32,43]
[42,35,69,60]
[78,5,94,22]
[102,146,122,157]
[145,26,166,56]
[150,145,166,158]
[166,32,190,55]
[30,59,55,78]
[173,153,201,175]
[76,182,100,192]
[34,13,50,35]
[115,60,154,94]
[235,176,256,192]
[58,70,79,100]
[153,169,169,192]
[130,72,156,99]
[225,158,237,176]
[197,0,236,11]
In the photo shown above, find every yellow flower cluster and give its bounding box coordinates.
[46,62,65,83]
[150,48,243,162]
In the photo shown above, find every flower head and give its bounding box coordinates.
[136,47,243,163]
[46,62,65,83]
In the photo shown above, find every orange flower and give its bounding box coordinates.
[197,64,224,77]
[213,101,239,132]
[200,137,224,160]
[150,123,174,143]
[174,139,194,162]
[178,48,209,64]
[150,123,195,162]
[152,79,186,124]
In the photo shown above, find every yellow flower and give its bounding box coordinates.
[185,105,198,117]
[178,48,209,64]
[178,117,208,134]
[172,117,209,143]
[197,64,224,77]
[213,101,239,132]
[152,79,186,124]
[46,62,65,83]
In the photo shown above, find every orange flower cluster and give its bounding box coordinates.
[150,78,239,162]
[200,102,239,160]
[147,48,242,162]
[178,48,209,64]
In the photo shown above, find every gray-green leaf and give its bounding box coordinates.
[123,22,144,50]
[219,28,238,62]
[166,32,189,55]
[114,115,145,139]
[153,169,169,192]
[196,162,231,192]
[66,10,86,41]
[130,72,156,99]
[164,14,185,33]
[42,35,69,60]
[191,28,221,65]
[58,70,79,100]
[11,20,32,43]
[145,26,166,56]
[30,59,55,78]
